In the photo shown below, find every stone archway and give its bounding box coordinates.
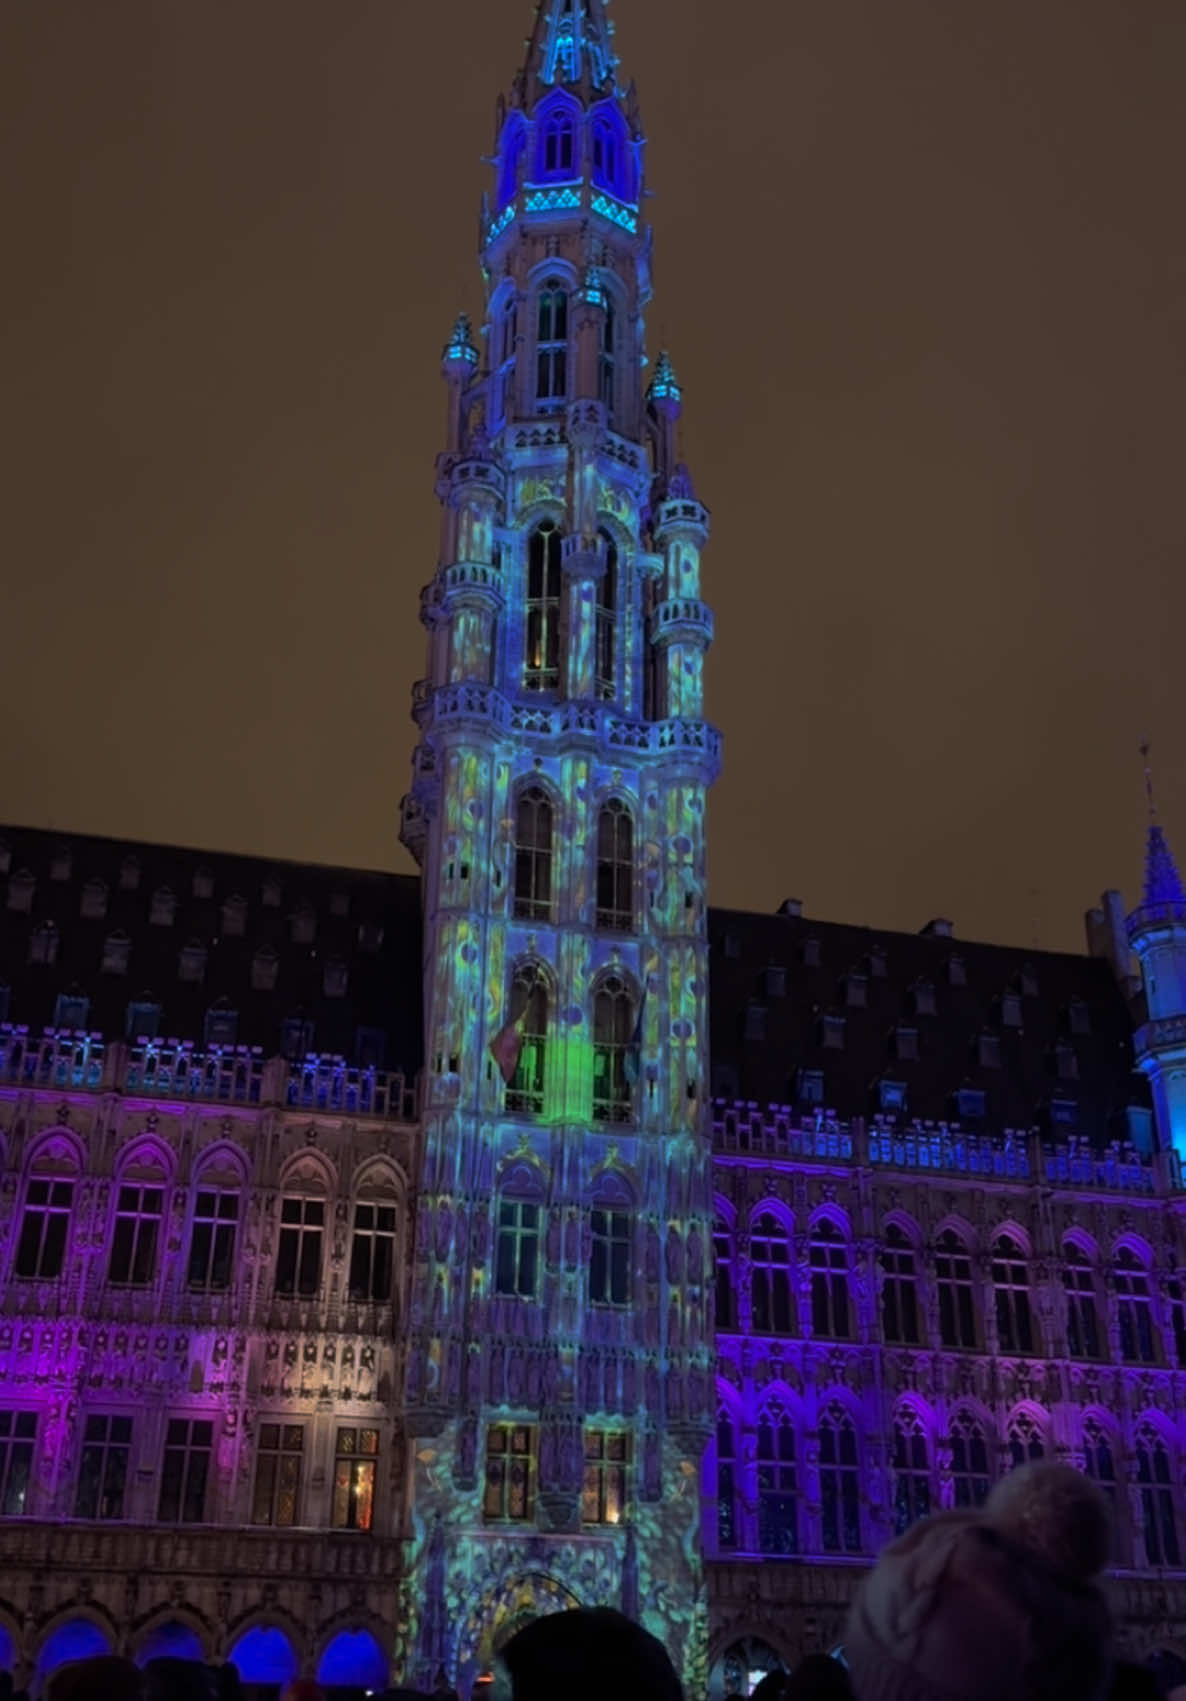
[708,1634,789,1701]
[458,1572,581,1695]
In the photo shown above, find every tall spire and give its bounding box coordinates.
[520,0,618,102]
[1129,742,1186,926]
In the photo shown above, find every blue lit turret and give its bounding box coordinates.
[1128,820,1186,1159]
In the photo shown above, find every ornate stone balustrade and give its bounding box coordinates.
[0,1519,403,1579]
[1135,1013,1186,1059]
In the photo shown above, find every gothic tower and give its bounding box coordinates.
[398,0,719,1689]
[1129,819,1186,1161]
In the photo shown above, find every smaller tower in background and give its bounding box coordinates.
[1128,749,1186,1160]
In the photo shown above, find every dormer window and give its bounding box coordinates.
[203,1003,238,1047]
[913,980,936,1016]
[948,955,967,987]
[879,1079,907,1113]
[1068,998,1091,1036]
[956,1087,986,1119]
[763,965,787,999]
[358,921,385,954]
[894,1025,919,1061]
[53,992,89,1030]
[802,938,821,968]
[50,847,72,882]
[261,878,282,908]
[251,946,279,993]
[820,1014,846,1050]
[798,1067,825,1105]
[28,922,58,966]
[978,1032,1001,1069]
[869,947,888,979]
[538,105,576,179]
[119,856,141,891]
[1021,963,1039,997]
[1056,1043,1079,1081]
[150,887,177,927]
[221,895,247,937]
[1050,1097,1078,1127]
[329,892,349,918]
[80,878,107,920]
[178,941,207,984]
[125,999,160,1040]
[7,870,35,914]
[323,959,349,998]
[291,905,316,946]
[192,867,214,900]
[844,973,867,1009]
[1001,992,1022,1028]
[101,931,131,976]
[744,1003,767,1043]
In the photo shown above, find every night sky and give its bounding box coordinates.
[3,0,1184,952]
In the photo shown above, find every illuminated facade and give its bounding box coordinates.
[398,0,717,1689]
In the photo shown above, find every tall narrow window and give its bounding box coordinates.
[596,797,633,930]
[582,1430,630,1524]
[936,1230,977,1348]
[819,1404,861,1553]
[1169,1280,1186,1368]
[809,1220,850,1339]
[1137,1424,1180,1566]
[950,1411,991,1508]
[495,1199,540,1298]
[1063,1242,1100,1359]
[332,1427,378,1531]
[716,1409,738,1551]
[158,1418,212,1523]
[992,1234,1034,1353]
[108,1183,163,1286]
[348,1203,396,1302]
[757,1401,798,1555]
[892,1412,931,1536]
[589,1207,631,1306]
[595,533,618,699]
[484,1423,534,1521]
[880,1224,919,1344]
[187,1190,239,1291]
[593,974,635,1123]
[591,112,619,191]
[536,282,569,407]
[15,1178,73,1279]
[0,1412,36,1515]
[274,1197,325,1298]
[1116,1248,1156,1364]
[524,524,563,690]
[714,1223,736,1330]
[252,1424,304,1527]
[513,784,554,915]
[750,1212,792,1334]
[1082,1418,1119,1553]
[598,296,616,414]
[505,963,548,1115]
[1007,1412,1045,1469]
[75,1415,131,1519]
[540,111,575,177]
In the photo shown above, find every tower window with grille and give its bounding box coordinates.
[75,1415,131,1520]
[158,1418,212,1523]
[349,1203,396,1302]
[809,1220,850,1339]
[819,1404,861,1553]
[274,1197,324,1297]
[936,1229,976,1348]
[599,295,616,414]
[525,522,563,690]
[750,1211,793,1334]
[1007,1413,1045,1469]
[716,1409,738,1551]
[252,1424,304,1527]
[950,1411,991,1508]
[589,1207,631,1306]
[593,974,635,1123]
[1115,1247,1157,1363]
[880,1224,919,1344]
[495,1199,540,1298]
[0,1412,35,1516]
[757,1401,798,1555]
[15,1179,73,1280]
[535,282,569,408]
[187,1189,238,1291]
[108,1184,163,1287]
[892,1411,931,1536]
[596,798,633,929]
[332,1427,378,1531]
[715,1223,736,1330]
[1063,1242,1100,1359]
[484,1423,535,1521]
[991,1234,1034,1354]
[505,962,548,1115]
[1137,1424,1180,1566]
[513,786,554,917]
[582,1429,630,1525]
[595,531,618,698]
[539,110,576,177]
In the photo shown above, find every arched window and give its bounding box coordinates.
[589,1200,631,1306]
[950,1410,991,1507]
[536,281,569,407]
[524,522,563,690]
[348,1186,397,1303]
[109,1164,166,1287]
[596,797,632,930]
[757,1399,798,1555]
[892,1410,931,1536]
[750,1211,792,1334]
[1007,1412,1045,1470]
[714,1219,736,1330]
[1082,1417,1119,1553]
[599,294,616,413]
[716,1408,738,1550]
[187,1183,239,1292]
[505,963,548,1116]
[495,1193,541,1298]
[513,785,554,919]
[1063,1241,1100,1359]
[594,530,618,699]
[809,1220,850,1339]
[15,1150,77,1282]
[593,974,635,1124]
[1137,1423,1180,1566]
[591,111,619,192]
[819,1402,861,1553]
[936,1229,976,1348]
[880,1223,919,1344]
[1116,1247,1157,1363]
[992,1233,1034,1353]
[539,107,576,178]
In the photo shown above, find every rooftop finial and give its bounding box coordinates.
[1141,738,1157,821]
[520,0,619,103]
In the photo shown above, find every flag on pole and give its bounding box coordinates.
[489,1006,527,1085]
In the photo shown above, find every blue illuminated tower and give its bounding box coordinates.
[399,1,719,1689]
[1129,819,1186,1160]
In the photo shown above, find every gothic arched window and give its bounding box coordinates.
[598,294,616,414]
[892,1410,931,1536]
[592,974,635,1124]
[595,797,633,930]
[809,1219,850,1340]
[880,1223,919,1344]
[992,1233,1034,1354]
[1082,1417,1119,1556]
[1007,1412,1045,1470]
[1137,1423,1180,1566]
[539,107,576,178]
[524,521,563,690]
[936,1229,976,1349]
[595,530,618,699]
[505,963,548,1116]
[1115,1247,1157,1364]
[757,1400,798,1555]
[714,1218,736,1331]
[750,1211,792,1335]
[589,1199,631,1307]
[535,280,569,407]
[494,1194,541,1298]
[512,786,554,920]
[716,1408,738,1551]
[950,1410,991,1508]
[819,1403,861,1553]
[591,111,619,192]
[1063,1240,1100,1359]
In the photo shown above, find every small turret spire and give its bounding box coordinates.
[1132,743,1186,918]
[521,0,618,102]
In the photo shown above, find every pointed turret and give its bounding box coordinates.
[520,0,619,102]
[1141,821,1186,915]
[1128,813,1186,1158]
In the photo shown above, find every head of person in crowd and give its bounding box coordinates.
[784,1654,854,1701]
[48,1656,145,1701]
[499,1608,682,1701]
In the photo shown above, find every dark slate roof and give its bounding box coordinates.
[0,825,423,1077]
[708,904,1147,1148]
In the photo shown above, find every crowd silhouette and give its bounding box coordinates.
[14,1466,1186,1701]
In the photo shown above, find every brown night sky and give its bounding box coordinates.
[2,0,1184,952]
